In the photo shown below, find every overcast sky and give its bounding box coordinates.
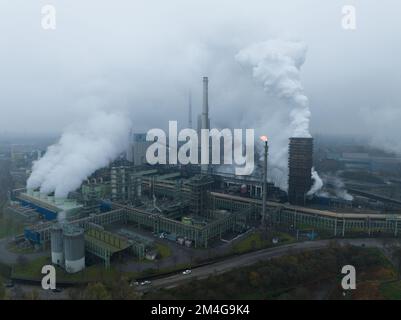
[1,0,400,153]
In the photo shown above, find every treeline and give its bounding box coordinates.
[67,276,141,300]
[0,159,13,209]
[145,245,389,300]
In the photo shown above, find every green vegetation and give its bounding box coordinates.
[0,262,11,279]
[145,245,393,300]
[69,277,141,300]
[155,243,172,259]
[0,216,24,239]
[380,280,401,300]
[80,282,111,300]
[0,278,5,300]
[232,231,294,254]
[12,256,49,279]
[7,242,36,254]
[11,256,125,283]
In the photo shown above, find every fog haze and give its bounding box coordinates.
[1,0,400,153]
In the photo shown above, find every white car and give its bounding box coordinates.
[182,269,192,275]
[140,280,151,286]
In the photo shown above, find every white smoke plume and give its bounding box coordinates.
[308,168,323,196]
[332,176,353,201]
[27,111,131,198]
[236,39,311,138]
[236,39,322,194]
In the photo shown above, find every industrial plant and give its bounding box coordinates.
[4,77,401,279]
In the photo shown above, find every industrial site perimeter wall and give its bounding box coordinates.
[211,192,401,237]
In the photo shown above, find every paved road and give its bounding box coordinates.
[137,238,390,292]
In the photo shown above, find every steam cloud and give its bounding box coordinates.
[236,39,322,194]
[26,111,131,198]
[332,176,353,201]
[308,168,323,196]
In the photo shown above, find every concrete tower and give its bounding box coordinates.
[288,137,313,206]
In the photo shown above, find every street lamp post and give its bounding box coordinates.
[260,136,268,229]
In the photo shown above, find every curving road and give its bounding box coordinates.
[137,238,391,292]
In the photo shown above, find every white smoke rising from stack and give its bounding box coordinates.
[235,39,322,194]
[332,176,353,201]
[27,111,131,198]
[308,168,323,196]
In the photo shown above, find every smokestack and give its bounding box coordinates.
[288,137,313,206]
[201,77,210,130]
[188,91,193,129]
[199,77,211,175]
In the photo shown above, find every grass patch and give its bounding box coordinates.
[380,280,401,300]
[11,256,49,279]
[232,231,295,254]
[7,243,36,254]
[0,262,11,279]
[11,256,124,283]
[155,243,172,259]
[0,216,24,239]
[233,232,270,254]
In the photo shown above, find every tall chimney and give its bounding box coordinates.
[200,77,210,175]
[188,91,193,129]
[201,77,210,130]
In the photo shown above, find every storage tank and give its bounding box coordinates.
[50,224,64,266]
[63,226,85,273]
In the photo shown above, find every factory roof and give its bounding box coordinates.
[19,192,83,212]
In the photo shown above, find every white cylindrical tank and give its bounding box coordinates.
[63,226,85,273]
[50,224,64,266]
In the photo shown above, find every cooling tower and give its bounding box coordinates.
[63,226,85,273]
[50,224,64,266]
[288,137,313,206]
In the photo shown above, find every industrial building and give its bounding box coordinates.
[126,133,151,166]
[50,224,85,273]
[63,225,86,273]
[12,188,83,221]
[11,75,401,278]
[288,137,313,205]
